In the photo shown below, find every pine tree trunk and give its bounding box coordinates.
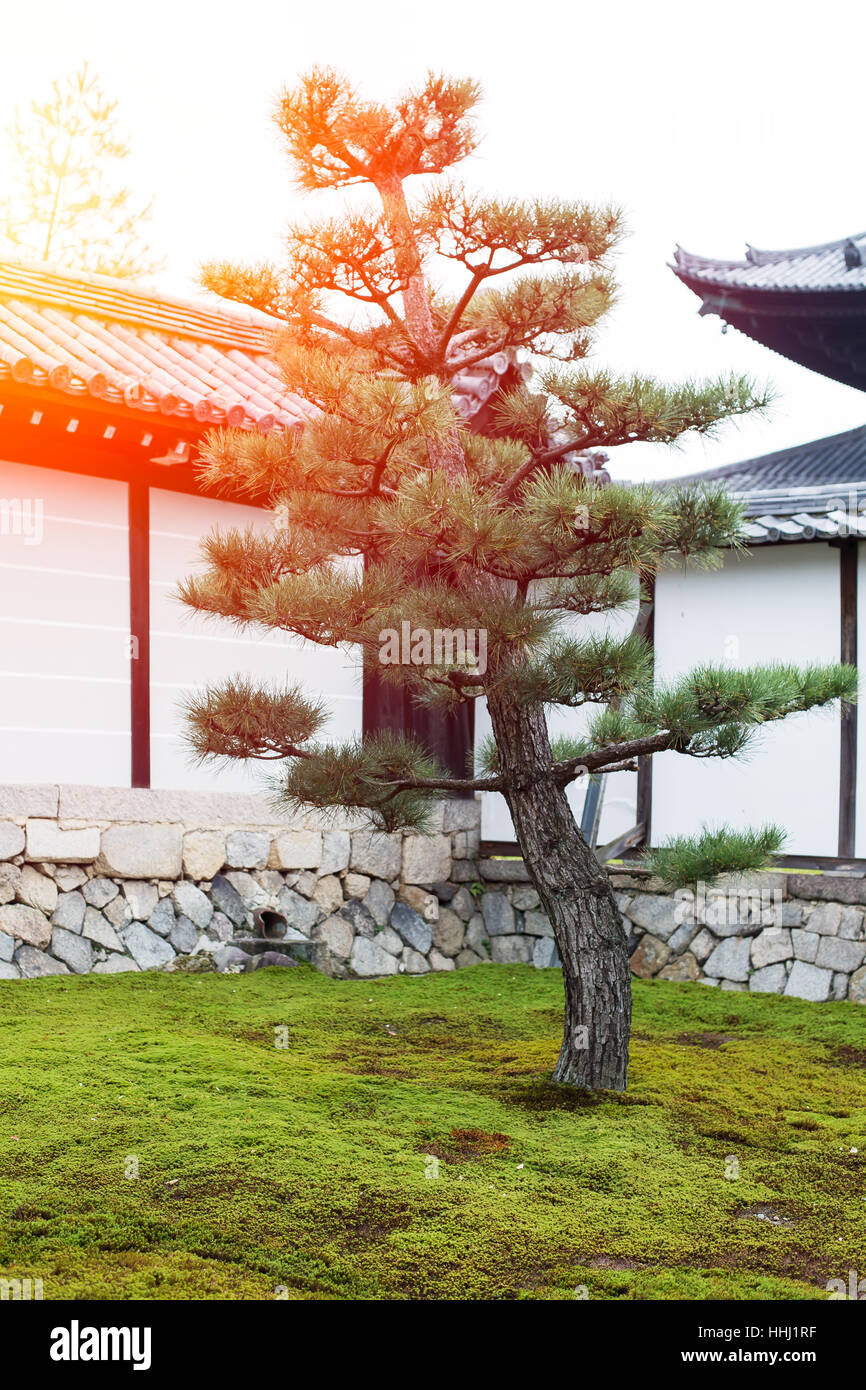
[486,689,631,1090]
[376,172,468,479]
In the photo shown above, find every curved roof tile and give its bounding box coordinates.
[0,258,514,434]
[672,234,866,294]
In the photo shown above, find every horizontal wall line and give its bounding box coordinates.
[150,682,362,697]
[149,528,255,542]
[0,725,130,736]
[0,562,128,582]
[0,615,362,657]
[0,670,130,684]
[149,628,325,650]
[15,513,128,532]
[0,616,129,634]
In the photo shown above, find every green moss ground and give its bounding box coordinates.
[0,964,864,1300]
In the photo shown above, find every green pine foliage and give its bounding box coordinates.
[281,732,447,833]
[643,825,787,889]
[508,633,654,707]
[183,677,328,763]
[181,69,857,881]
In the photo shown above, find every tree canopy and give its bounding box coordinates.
[0,63,160,279]
[186,70,855,861]
[181,69,857,1090]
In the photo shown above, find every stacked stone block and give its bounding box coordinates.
[0,800,488,980]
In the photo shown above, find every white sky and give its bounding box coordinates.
[1,0,865,481]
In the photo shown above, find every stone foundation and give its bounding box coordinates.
[0,787,491,980]
[0,785,864,1002]
[612,867,866,1004]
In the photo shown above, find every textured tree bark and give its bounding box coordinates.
[486,689,631,1090]
[377,172,468,479]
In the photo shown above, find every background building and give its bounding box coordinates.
[638,232,866,866]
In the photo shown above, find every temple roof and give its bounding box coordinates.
[673,234,866,294]
[0,259,514,434]
[671,234,866,392]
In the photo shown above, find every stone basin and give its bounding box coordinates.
[229,933,312,962]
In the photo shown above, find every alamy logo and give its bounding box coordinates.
[378,621,487,675]
[0,497,44,546]
[49,1320,152,1371]
[0,1276,43,1300]
[826,1269,866,1300]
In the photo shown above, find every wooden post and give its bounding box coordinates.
[839,539,858,858]
[635,576,656,847]
[128,479,151,788]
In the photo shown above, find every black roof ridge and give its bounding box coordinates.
[673,233,866,276]
[650,419,866,497]
[745,233,866,265]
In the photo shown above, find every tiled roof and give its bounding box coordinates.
[671,233,866,393]
[672,424,866,494]
[672,234,866,294]
[0,260,515,434]
[738,505,864,545]
[661,424,866,545]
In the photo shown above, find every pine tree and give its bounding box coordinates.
[183,70,856,1091]
[0,63,160,279]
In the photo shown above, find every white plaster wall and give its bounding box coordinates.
[149,489,363,791]
[652,544,840,856]
[0,458,132,785]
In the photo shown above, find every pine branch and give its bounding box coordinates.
[549,661,859,783]
[275,730,491,831]
[495,372,769,498]
[553,730,679,780]
[644,824,786,888]
[274,69,480,193]
[504,633,653,707]
[183,677,326,763]
[199,261,416,369]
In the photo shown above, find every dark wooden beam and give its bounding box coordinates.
[635,576,656,848]
[362,658,476,794]
[635,757,653,849]
[838,539,858,857]
[128,480,151,788]
[360,550,476,795]
[480,839,521,857]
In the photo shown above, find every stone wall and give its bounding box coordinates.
[0,790,490,980]
[612,867,866,1005]
[0,785,863,1002]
